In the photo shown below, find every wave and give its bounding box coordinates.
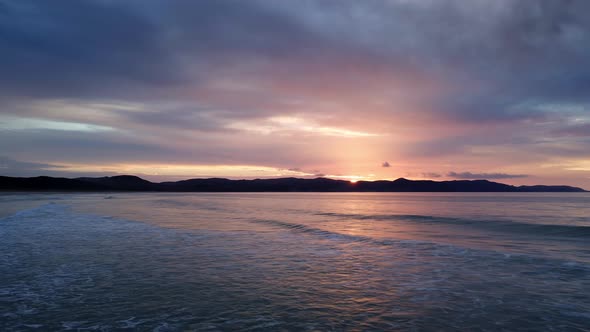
[153,198,224,211]
[250,218,406,247]
[252,217,492,249]
[249,218,590,271]
[251,219,374,242]
[314,212,590,239]
[1,202,67,219]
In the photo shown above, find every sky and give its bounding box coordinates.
[1,0,589,188]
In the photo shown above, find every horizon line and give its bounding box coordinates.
[1,174,586,191]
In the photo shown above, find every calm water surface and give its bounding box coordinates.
[1,192,589,331]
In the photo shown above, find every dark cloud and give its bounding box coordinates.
[447,172,528,180]
[2,0,587,103]
[0,0,186,99]
[0,0,329,101]
[159,0,322,58]
[2,0,589,118]
[0,156,117,178]
[422,172,442,179]
[284,167,325,177]
[553,124,590,137]
[0,127,339,168]
[115,105,229,132]
[0,156,61,171]
[0,129,172,163]
[382,161,391,168]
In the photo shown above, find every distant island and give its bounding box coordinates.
[0,175,586,192]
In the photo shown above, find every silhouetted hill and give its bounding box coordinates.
[160,177,354,192]
[354,178,516,192]
[0,176,108,191]
[0,175,586,192]
[515,185,586,192]
[76,175,156,191]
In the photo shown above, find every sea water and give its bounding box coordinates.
[1,192,589,331]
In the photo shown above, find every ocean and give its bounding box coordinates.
[1,192,589,331]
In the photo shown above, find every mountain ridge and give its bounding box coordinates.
[0,175,586,192]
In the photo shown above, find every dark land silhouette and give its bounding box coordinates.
[0,175,586,192]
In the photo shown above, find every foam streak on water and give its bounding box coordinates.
[0,193,589,331]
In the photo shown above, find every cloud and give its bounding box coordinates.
[0,0,589,187]
[0,156,115,178]
[284,167,326,178]
[447,171,528,180]
[553,123,590,137]
[382,161,391,168]
[0,115,114,132]
[422,172,442,178]
[0,156,61,170]
[3,0,589,107]
[0,0,185,100]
